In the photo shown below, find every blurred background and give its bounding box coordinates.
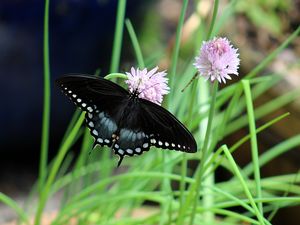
[0,0,299,224]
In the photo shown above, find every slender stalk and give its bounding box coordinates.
[222,145,266,225]
[181,0,219,91]
[39,0,51,195]
[188,81,218,225]
[34,114,85,225]
[245,25,300,79]
[0,193,30,225]
[105,73,127,80]
[204,112,290,176]
[110,0,127,73]
[162,0,189,222]
[177,81,198,223]
[168,0,189,91]
[206,0,219,40]
[242,80,263,214]
[125,19,145,68]
[178,154,187,206]
[197,3,220,219]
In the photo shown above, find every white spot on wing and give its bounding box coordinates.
[135,147,141,153]
[97,138,103,143]
[77,98,82,103]
[92,130,98,136]
[143,143,149,148]
[158,141,163,146]
[165,142,169,147]
[118,149,124,155]
[126,149,133,154]
[88,121,94,127]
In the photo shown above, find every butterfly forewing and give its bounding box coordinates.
[56,75,128,149]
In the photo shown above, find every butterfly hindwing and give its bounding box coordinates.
[110,98,197,165]
[86,111,117,147]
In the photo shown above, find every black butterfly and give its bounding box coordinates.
[56,75,197,166]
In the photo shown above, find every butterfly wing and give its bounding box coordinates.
[57,74,197,167]
[56,75,129,147]
[139,99,197,153]
[111,98,197,166]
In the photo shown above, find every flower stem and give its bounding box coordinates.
[189,80,218,225]
[169,0,189,91]
[105,73,127,80]
[110,0,127,73]
[242,80,263,213]
[176,81,198,225]
[206,0,219,40]
[39,0,50,197]
[34,114,85,225]
[177,81,218,225]
[222,145,266,225]
[125,19,145,68]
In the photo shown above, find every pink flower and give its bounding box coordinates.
[125,67,169,105]
[194,37,240,83]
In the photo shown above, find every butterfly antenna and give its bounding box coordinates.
[117,155,124,167]
[181,72,198,92]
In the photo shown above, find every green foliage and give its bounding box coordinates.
[236,0,292,35]
[1,0,300,225]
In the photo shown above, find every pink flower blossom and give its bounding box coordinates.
[125,67,169,105]
[194,37,240,83]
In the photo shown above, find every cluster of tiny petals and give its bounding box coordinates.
[125,67,169,105]
[194,37,240,84]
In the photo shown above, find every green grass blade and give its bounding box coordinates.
[245,25,300,79]
[243,134,300,176]
[34,113,85,225]
[39,0,51,196]
[221,145,266,225]
[189,81,218,225]
[226,89,300,136]
[110,0,127,73]
[204,112,290,180]
[213,0,238,37]
[125,19,145,68]
[206,0,219,40]
[242,80,263,213]
[0,192,30,225]
[168,0,189,91]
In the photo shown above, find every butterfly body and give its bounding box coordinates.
[56,75,197,166]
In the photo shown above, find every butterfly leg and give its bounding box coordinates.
[117,155,124,167]
[88,141,98,155]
